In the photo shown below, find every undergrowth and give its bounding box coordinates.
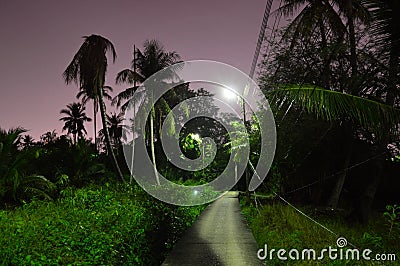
[0,183,205,265]
[240,198,399,266]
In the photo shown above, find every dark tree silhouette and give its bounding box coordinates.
[40,130,57,145]
[98,112,126,154]
[77,85,113,151]
[59,102,92,144]
[279,0,369,91]
[356,0,400,222]
[63,34,125,183]
[21,135,35,149]
[113,39,181,184]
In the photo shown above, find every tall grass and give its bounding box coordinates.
[241,199,399,265]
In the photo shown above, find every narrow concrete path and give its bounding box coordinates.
[162,191,263,266]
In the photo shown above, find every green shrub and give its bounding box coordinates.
[0,127,56,205]
[383,204,400,237]
[0,184,205,265]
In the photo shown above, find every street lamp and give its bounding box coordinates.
[223,87,237,100]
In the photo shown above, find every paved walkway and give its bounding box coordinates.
[162,191,263,266]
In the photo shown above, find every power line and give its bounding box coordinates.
[262,0,283,69]
[249,0,274,79]
[248,160,358,249]
[282,151,387,196]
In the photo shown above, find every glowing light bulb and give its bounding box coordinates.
[223,87,237,100]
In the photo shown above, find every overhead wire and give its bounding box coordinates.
[249,0,275,80]
[261,0,283,72]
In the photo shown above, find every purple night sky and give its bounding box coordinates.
[0,0,281,140]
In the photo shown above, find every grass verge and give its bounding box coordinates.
[240,197,399,265]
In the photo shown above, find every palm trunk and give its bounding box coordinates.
[326,3,358,208]
[242,98,250,202]
[347,0,359,95]
[318,16,330,87]
[129,102,136,185]
[130,45,137,185]
[357,154,383,223]
[327,159,350,209]
[348,17,357,79]
[327,137,352,208]
[114,135,119,156]
[98,87,125,183]
[150,107,160,185]
[327,123,353,209]
[94,103,97,152]
[245,167,250,202]
[358,45,399,222]
[386,43,399,107]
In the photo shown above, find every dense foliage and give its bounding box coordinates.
[257,0,400,223]
[0,184,205,265]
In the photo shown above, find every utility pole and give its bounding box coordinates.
[243,0,274,202]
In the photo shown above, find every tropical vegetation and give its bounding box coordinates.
[1,0,399,263]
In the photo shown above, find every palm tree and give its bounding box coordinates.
[333,0,370,94]
[59,102,92,144]
[77,85,113,150]
[63,34,125,183]
[21,135,35,149]
[40,130,57,145]
[0,127,55,203]
[98,112,127,153]
[356,0,400,221]
[267,85,400,211]
[279,0,345,47]
[278,0,369,91]
[278,0,343,88]
[366,0,400,107]
[113,40,181,110]
[277,0,372,213]
[262,0,397,222]
[269,86,400,137]
[113,39,181,185]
